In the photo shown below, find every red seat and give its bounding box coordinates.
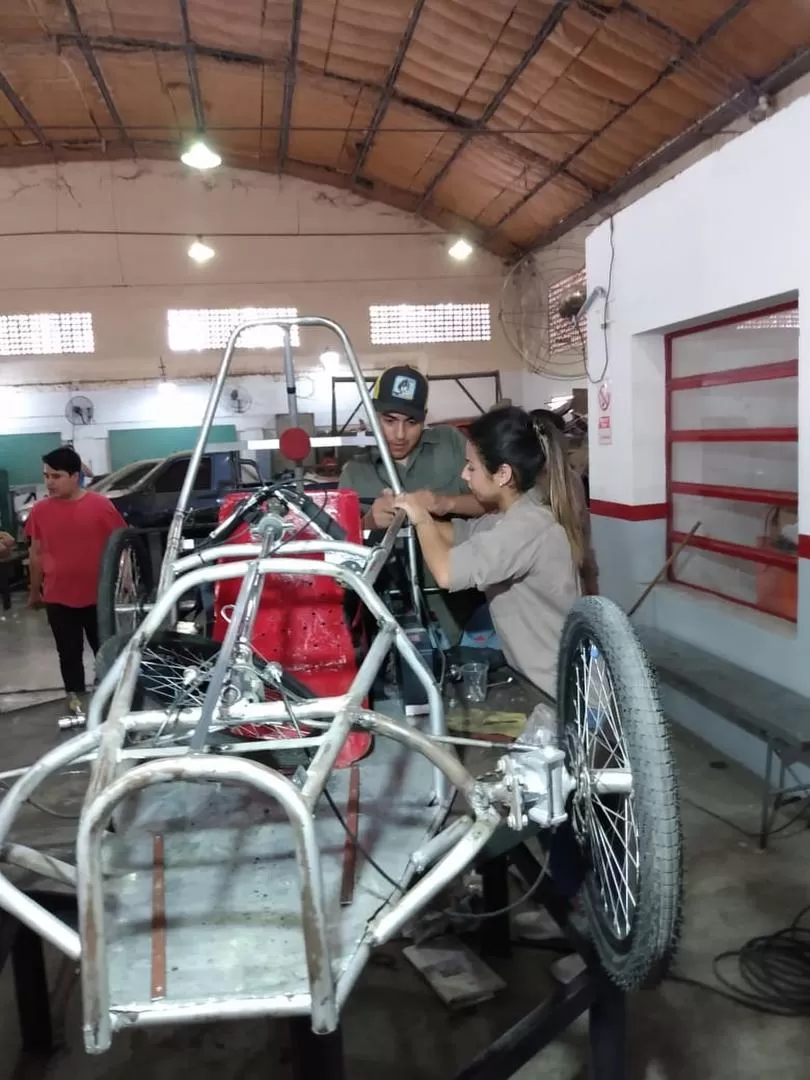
[212,488,371,766]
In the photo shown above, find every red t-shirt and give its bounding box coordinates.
[25,492,126,608]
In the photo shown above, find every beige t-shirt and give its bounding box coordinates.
[448,492,579,697]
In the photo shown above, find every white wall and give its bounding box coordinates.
[0,160,510,387]
[586,91,810,695]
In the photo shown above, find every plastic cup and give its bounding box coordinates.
[461,661,488,704]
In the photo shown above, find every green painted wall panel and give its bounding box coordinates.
[108,425,238,471]
[0,432,63,486]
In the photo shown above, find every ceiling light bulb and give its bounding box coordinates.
[448,238,474,261]
[320,349,342,373]
[188,238,215,263]
[180,138,222,170]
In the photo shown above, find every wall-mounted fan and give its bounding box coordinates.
[499,243,607,383]
[225,385,253,414]
[65,395,94,425]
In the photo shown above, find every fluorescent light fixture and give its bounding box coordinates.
[320,349,342,373]
[188,238,215,264]
[448,238,474,261]
[180,138,222,170]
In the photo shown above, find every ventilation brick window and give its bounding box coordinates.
[737,311,799,330]
[167,307,300,352]
[548,268,586,355]
[369,303,491,345]
[0,311,94,356]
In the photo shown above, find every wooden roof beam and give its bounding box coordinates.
[63,0,131,148]
[492,0,756,233]
[350,0,428,183]
[178,0,206,133]
[416,0,572,211]
[0,69,49,146]
[519,39,810,255]
[278,0,304,170]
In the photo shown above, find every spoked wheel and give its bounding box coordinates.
[557,596,682,991]
[95,632,372,767]
[98,528,156,643]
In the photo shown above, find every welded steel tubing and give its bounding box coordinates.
[1,843,77,888]
[299,625,395,809]
[77,755,337,1053]
[95,556,448,741]
[409,816,474,874]
[362,509,407,584]
[371,818,499,945]
[283,326,299,427]
[111,993,312,1031]
[189,556,265,751]
[0,729,101,844]
[159,316,401,595]
[0,875,81,959]
[171,540,372,576]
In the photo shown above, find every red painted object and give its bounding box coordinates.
[213,488,371,766]
[668,427,798,443]
[670,482,798,508]
[665,301,799,618]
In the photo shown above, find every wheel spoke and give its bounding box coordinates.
[564,632,640,942]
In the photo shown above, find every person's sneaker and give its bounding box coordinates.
[67,693,84,716]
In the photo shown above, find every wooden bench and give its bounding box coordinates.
[637,626,810,849]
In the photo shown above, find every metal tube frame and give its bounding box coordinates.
[157,316,411,598]
[0,690,499,1052]
[0,319,640,1050]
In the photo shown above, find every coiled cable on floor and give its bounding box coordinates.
[671,904,810,1016]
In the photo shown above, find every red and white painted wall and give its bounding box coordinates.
[585,89,810,770]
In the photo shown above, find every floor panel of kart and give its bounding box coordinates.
[101,732,436,1012]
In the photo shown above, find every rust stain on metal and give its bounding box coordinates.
[340,765,360,906]
[150,834,167,1000]
[299,878,325,987]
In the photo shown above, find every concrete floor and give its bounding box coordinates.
[0,594,94,712]
[1,607,809,1079]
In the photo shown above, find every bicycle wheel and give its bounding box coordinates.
[97,528,155,643]
[557,596,682,991]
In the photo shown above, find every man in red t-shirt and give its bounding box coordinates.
[25,446,126,713]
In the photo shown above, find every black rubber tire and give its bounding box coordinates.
[97,528,155,644]
[556,596,683,991]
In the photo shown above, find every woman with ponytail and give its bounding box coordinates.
[394,405,584,697]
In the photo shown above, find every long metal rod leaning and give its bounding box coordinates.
[158,316,405,597]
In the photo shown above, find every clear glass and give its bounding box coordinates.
[460,661,488,703]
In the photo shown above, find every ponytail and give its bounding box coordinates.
[467,405,587,575]
[532,418,586,573]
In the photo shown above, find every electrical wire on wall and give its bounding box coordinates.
[583,214,614,386]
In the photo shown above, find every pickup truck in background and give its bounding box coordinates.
[17,449,263,533]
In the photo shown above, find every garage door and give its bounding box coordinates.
[108,425,239,471]
[0,432,63,485]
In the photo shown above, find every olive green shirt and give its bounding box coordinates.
[338,424,469,502]
[339,424,476,643]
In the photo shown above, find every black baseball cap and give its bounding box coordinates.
[372,365,428,422]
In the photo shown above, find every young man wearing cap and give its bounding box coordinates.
[339,365,484,641]
[339,365,484,530]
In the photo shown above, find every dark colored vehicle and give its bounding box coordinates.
[88,450,262,531]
